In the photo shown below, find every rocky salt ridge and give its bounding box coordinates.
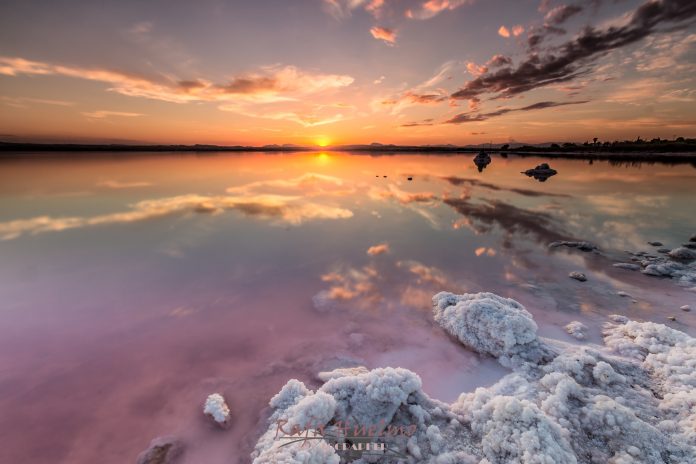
[251,292,696,463]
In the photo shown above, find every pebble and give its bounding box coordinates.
[569,271,587,282]
[657,248,670,254]
[681,305,691,312]
[617,291,631,298]
[648,241,663,246]
[667,316,676,321]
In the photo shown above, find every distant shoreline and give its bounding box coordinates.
[2,141,696,163]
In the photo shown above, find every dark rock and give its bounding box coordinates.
[648,241,663,246]
[569,271,587,282]
[682,242,696,250]
[690,234,696,243]
[657,248,670,254]
[473,151,491,172]
[523,163,557,182]
[613,263,641,271]
[136,436,183,464]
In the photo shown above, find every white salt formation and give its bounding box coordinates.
[616,237,696,291]
[251,291,696,463]
[203,393,230,428]
[564,321,588,340]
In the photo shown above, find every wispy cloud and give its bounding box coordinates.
[0,96,75,108]
[97,180,153,189]
[370,26,397,45]
[445,100,589,124]
[405,0,474,20]
[83,110,143,119]
[0,57,354,105]
[0,56,355,126]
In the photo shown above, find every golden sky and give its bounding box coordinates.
[1,0,695,146]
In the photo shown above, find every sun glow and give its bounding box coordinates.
[315,137,331,147]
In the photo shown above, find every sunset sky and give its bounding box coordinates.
[1,0,695,146]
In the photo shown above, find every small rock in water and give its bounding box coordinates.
[136,436,183,464]
[608,314,629,324]
[617,291,631,297]
[667,316,677,321]
[522,163,557,182]
[613,263,641,271]
[668,247,696,261]
[569,271,587,282]
[648,241,663,246]
[690,234,696,242]
[681,305,692,312]
[203,393,231,428]
[682,242,696,249]
[657,247,670,254]
[407,176,413,181]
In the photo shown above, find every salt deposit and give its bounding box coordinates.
[203,393,230,428]
[250,292,696,463]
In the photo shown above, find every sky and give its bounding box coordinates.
[0,0,695,146]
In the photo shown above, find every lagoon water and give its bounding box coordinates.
[0,151,695,463]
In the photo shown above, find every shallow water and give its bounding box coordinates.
[0,151,695,463]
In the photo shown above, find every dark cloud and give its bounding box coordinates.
[177,80,207,91]
[444,197,571,243]
[218,76,278,94]
[544,4,583,25]
[486,54,513,68]
[444,100,589,124]
[442,176,572,198]
[452,0,696,100]
[401,118,435,127]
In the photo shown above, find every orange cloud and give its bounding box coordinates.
[0,57,354,105]
[82,110,143,119]
[370,26,397,45]
[498,25,510,38]
[367,243,390,255]
[466,61,488,76]
[512,25,525,37]
[406,0,472,20]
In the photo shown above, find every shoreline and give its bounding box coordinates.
[2,142,696,164]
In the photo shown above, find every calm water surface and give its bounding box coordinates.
[1,152,695,463]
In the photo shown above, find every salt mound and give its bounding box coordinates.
[203,393,230,428]
[251,292,696,463]
[565,321,588,340]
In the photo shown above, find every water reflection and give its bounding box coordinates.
[0,151,695,464]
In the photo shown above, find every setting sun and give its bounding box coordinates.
[315,137,331,147]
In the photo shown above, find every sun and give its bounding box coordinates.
[315,137,331,147]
